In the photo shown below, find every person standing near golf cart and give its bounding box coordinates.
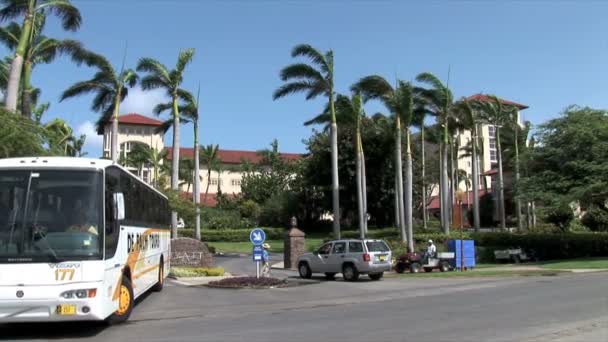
[424,240,437,264]
[262,243,271,276]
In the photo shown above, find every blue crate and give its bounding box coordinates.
[447,240,476,268]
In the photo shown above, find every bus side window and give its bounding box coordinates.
[105,167,121,259]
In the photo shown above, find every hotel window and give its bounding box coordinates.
[490,150,497,161]
[488,125,496,137]
[231,179,242,186]
[210,178,222,186]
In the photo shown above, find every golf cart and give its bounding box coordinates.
[494,248,537,263]
[394,251,455,273]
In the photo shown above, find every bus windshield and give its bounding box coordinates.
[0,169,103,263]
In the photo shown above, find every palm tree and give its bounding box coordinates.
[476,95,516,230]
[60,49,138,162]
[273,44,341,239]
[413,104,432,229]
[0,0,81,112]
[137,48,195,237]
[201,144,219,205]
[454,99,482,231]
[352,76,415,251]
[0,15,82,117]
[415,72,454,234]
[154,87,201,239]
[305,93,367,238]
[44,117,73,155]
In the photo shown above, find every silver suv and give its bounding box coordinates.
[297,239,392,281]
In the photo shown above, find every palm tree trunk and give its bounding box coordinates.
[111,89,122,163]
[421,125,427,229]
[194,121,201,241]
[5,6,34,112]
[361,149,368,235]
[329,121,341,239]
[356,131,364,239]
[496,127,506,230]
[194,119,201,241]
[441,125,450,234]
[471,127,481,232]
[204,169,211,205]
[395,117,406,243]
[170,99,181,238]
[532,201,537,228]
[405,127,414,252]
[439,146,445,230]
[514,128,523,231]
[450,137,456,225]
[21,60,33,119]
[394,176,400,229]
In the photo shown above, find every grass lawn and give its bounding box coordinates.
[209,238,325,254]
[540,257,608,270]
[400,269,567,278]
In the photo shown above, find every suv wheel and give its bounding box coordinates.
[298,262,312,279]
[324,273,336,280]
[410,262,421,274]
[342,264,359,282]
[369,272,383,281]
[395,263,407,274]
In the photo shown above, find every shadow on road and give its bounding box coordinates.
[0,291,154,339]
[0,321,106,340]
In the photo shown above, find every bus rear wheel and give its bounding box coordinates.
[152,259,164,292]
[107,275,134,325]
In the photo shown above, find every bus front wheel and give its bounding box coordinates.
[107,275,134,325]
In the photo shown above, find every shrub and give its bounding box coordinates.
[543,203,574,232]
[202,208,243,230]
[581,206,608,232]
[169,267,225,278]
[259,192,291,227]
[207,276,285,288]
[239,200,262,223]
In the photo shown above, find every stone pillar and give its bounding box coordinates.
[284,217,305,270]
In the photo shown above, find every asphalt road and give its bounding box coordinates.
[1,272,607,342]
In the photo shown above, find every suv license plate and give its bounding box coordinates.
[379,256,386,262]
[56,305,77,315]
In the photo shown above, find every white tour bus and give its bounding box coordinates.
[0,157,171,324]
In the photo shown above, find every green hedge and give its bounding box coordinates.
[178,228,285,242]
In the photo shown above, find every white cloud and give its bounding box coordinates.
[76,121,103,153]
[121,87,168,115]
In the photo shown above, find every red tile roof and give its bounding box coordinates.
[427,189,491,210]
[117,113,163,126]
[466,94,529,110]
[482,169,498,176]
[166,147,302,164]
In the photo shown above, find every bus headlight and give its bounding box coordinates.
[60,289,97,299]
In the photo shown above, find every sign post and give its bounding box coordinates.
[250,228,266,279]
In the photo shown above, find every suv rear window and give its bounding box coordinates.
[366,241,390,252]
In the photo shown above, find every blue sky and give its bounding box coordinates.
[7,0,608,156]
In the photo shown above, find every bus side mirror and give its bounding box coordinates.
[113,193,125,221]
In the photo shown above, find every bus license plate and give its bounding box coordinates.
[56,305,77,315]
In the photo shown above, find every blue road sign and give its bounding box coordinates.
[252,245,264,261]
[250,228,266,246]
